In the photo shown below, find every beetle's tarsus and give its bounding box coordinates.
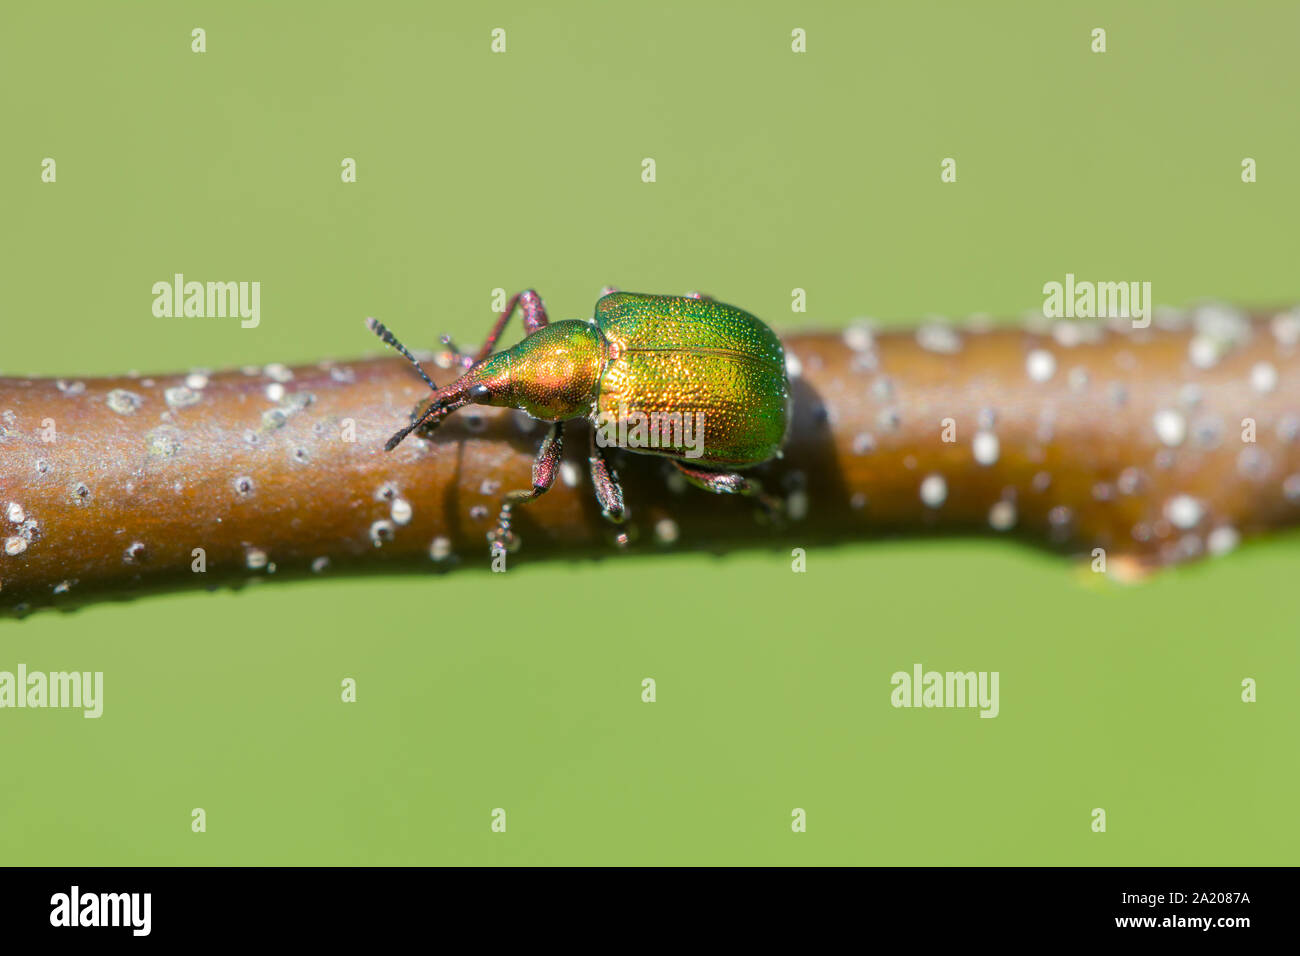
[487,524,521,554]
[488,422,564,557]
[672,461,784,527]
[754,490,787,528]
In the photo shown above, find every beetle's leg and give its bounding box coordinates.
[474,289,549,365]
[439,334,474,370]
[672,461,783,521]
[588,430,627,523]
[489,421,564,552]
[599,285,620,296]
[685,291,713,300]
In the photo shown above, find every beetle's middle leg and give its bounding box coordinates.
[490,421,564,551]
[672,461,783,520]
[472,289,549,365]
[588,430,627,524]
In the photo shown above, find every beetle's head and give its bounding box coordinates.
[370,316,604,451]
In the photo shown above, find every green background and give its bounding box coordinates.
[2,1,1297,864]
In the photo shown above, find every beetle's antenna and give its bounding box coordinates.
[383,418,425,452]
[383,392,460,451]
[365,317,438,392]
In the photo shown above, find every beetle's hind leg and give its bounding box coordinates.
[672,461,783,524]
[489,421,564,553]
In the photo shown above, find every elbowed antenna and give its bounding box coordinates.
[365,317,439,392]
[365,316,441,450]
[382,418,424,452]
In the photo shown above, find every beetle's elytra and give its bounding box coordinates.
[366,289,791,551]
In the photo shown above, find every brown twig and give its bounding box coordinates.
[1,305,1298,617]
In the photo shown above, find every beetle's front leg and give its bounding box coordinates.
[473,289,550,365]
[588,431,626,523]
[489,421,563,552]
[672,461,783,522]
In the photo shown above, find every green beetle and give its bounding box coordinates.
[366,289,790,550]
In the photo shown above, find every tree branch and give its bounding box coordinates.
[2,305,1297,616]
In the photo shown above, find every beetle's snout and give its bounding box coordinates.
[408,393,443,427]
[399,385,461,441]
[405,355,513,431]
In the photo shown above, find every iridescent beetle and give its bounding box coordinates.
[366,290,790,550]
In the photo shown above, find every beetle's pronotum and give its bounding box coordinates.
[0,298,1296,616]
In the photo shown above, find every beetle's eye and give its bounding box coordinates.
[469,384,491,402]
